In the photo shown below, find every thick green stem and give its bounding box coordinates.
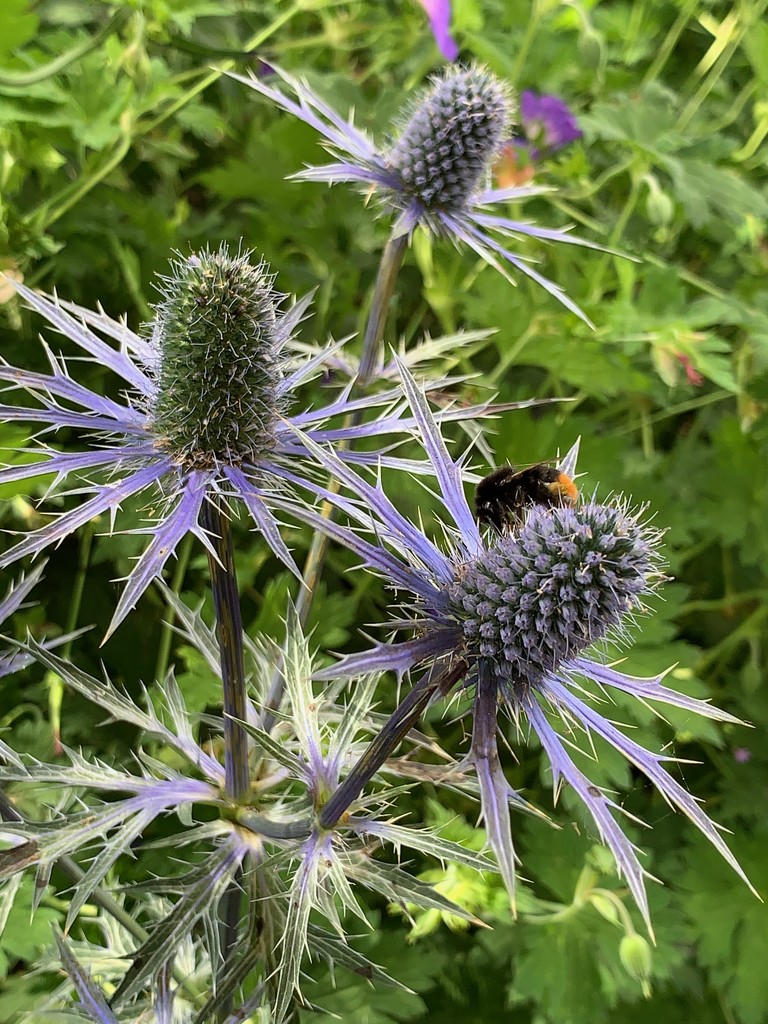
[358,232,409,381]
[201,503,249,803]
[201,502,251,1017]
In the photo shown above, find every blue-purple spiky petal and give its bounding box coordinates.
[230,66,598,320]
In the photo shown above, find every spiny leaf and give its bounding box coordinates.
[111,841,243,1008]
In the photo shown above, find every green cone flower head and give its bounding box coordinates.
[152,246,284,470]
[1,246,430,637]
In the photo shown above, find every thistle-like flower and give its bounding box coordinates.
[296,361,754,932]
[0,245,451,638]
[1,596,491,1021]
[229,65,596,320]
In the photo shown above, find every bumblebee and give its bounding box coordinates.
[474,462,578,534]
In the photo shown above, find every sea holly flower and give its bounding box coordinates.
[293,361,754,932]
[229,65,598,321]
[1,596,493,1021]
[45,918,265,1024]
[226,600,494,1024]
[0,245,478,639]
[0,624,259,1011]
[415,0,459,61]
[50,929,267,1024]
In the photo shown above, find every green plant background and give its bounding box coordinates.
[0,0,767,1021]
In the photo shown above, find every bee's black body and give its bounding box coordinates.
[474,463,577,534]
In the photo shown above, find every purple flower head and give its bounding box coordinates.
[387,67,510,213]
[229,65,603,323]
[0,245,435,639]
[446,500,659,683]
[416,0,459,61]
[519,90,583,158]
[301,361,754,932]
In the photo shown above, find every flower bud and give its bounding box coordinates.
[590,892,621,925]
[578,28,604,71]
[619,933,653,996]
[644,176,674,226]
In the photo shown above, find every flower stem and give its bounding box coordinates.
[318,659,466,829]
[261,230,408,732]
[358,232,409,381]
[201,502,250,803]
[295,232,408,611]
[0,9,130,86]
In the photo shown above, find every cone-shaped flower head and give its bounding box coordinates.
[230,65,600,322]
[447,501,660,683]
[0,245,450,639]
[298,361,753,932]
[385,67,511,214]
[151,249,284,469]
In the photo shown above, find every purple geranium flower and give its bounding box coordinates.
[415,0,459,61]
[0,245,455,639]
[229,65,599,323]
[293,361,753,932]
[520,90,583,157]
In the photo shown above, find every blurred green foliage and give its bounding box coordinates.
[0,0,767,1021]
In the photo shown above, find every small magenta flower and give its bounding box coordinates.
[229,65,597,321]
[299,362,754,931]
[495,91,582,187]
[0,245,424,638]
[415,0,459,61]
[520,90,583,156]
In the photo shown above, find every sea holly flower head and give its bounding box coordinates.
[0,244,442,638]
[385,65,511,216]
[229,65,600,322]
[447,499,662,682]
[151,248,285,470]
[299,361,754,931]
